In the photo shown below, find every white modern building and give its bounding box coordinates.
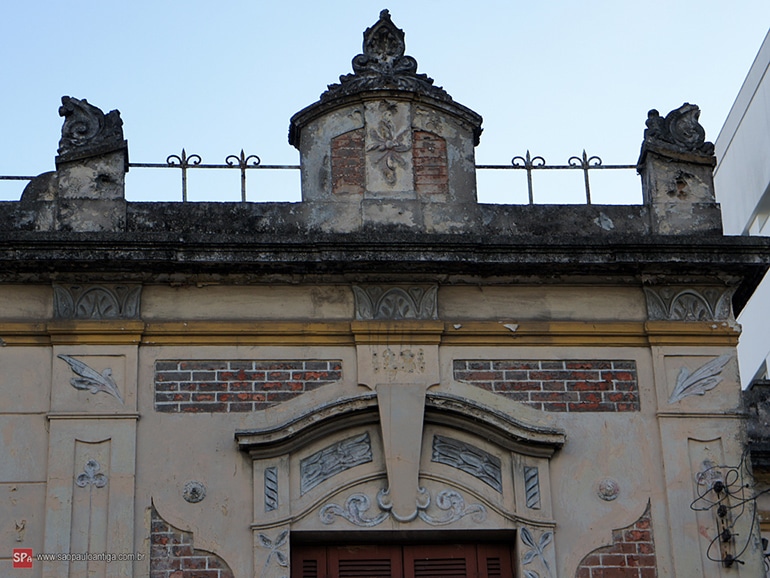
[715,29,770,387]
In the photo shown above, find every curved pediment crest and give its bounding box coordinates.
[321,10,451,103]
[235,391,564,457]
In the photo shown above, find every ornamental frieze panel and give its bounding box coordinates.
[643,285,735,321]
[320,488,486,527]
[53,283,141,319]
[431,435,503,493]
[353,284,438,320]
[300,433,373,494]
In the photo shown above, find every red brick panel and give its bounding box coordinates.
[575,502,657,578]
[413,130,448,195]
[453,360,639,412]
[150,506,234,578]
[155,360,342,413]
[331,128,365,194]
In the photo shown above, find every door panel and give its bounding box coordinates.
[404,544,476,578]
[292,542,513,578]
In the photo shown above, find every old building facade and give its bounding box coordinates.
[2,10,769,578]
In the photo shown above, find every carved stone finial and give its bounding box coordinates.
[57,96,126,165]
[321,11,451,102]
[640,103,714,160]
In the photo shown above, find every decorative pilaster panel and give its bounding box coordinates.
[252,456,290,527]
[69,443,110,578]
[44,344,138,578]
[512,454,553,522]
[364,100,414,193]
[517,525,556,578]
[42,420,137,578]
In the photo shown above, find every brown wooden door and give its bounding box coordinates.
[292,542,514,578]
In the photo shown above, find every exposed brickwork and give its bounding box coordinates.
[413,130,448,195]
[331,128,365,194]
[453,359,639,412]
[154,360,342,413]
[575,502,657,578]
[150,506,234,578]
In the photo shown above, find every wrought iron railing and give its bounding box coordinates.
[1,149,638,204]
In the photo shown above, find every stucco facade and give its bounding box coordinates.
[2,11,770,578]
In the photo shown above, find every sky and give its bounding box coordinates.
[0,1,768,204]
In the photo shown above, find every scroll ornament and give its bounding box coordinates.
[320,488,486,527]
[57,96,126,163]
[322,10,451,103]
[642,103,714,157]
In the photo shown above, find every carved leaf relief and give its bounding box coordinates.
[58,354,124,403]
[300,433,372,494]
[521,526,554,578]
[53,284,141,319]
[668,354,732,404]
[644,286,734,322]
[431,435,503,493]
[353,285,438,320]
[367,118,411,185]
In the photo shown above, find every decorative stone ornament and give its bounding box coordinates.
[353,285,438,320]
[668,354,732,404]
[300,433,373,494]
[524,467,542,509]
[288,10,483,219]
[597,478,620,501]
[321,9,451,104]
[58,354,124,403]
[53,284,142,319]
[182,481,206,503]
[642,103,715,158]
[636,103,721,235]
[643,285,734,322]
[431,435,503,493]
[320,488,486,527]
[56,96,127,167]
[76,459,107,488]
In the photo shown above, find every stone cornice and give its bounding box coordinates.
[0,231,767,309]
[0,320,741,347]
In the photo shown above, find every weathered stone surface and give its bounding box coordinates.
[640,103,715,161]
[9,98,130,233]
[637,103,721,235]
[744,382,770,469]
[320,10,453,105]
[56,96,127,167]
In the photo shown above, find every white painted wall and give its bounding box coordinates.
[715,29,770,386]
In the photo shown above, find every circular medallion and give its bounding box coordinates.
[597,478,620,501]
[183,481,206,503]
